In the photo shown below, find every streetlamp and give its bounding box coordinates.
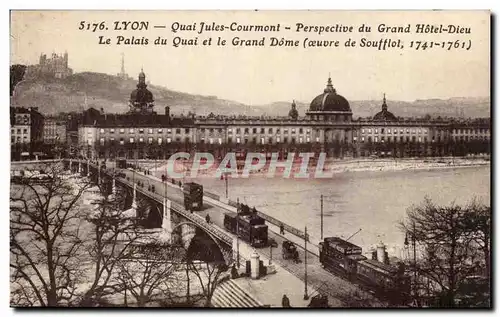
[320,195,324,240]
[303,226,309,300]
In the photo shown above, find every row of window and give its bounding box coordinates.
[360,128,428,135]
[96,136,319,145]
[98,128,190,134]
[452,129,489,135]
[11,136,28,143]
[227,127,312,135]
[354,135,489,143]
[11,128,29,135]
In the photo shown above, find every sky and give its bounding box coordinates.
[10,10,490,105]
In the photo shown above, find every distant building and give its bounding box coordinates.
[25,52,73,79]
[10,107,44,160]
[43,118,67,144]
[76,72,491,160]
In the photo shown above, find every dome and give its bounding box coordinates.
[130,87,154,104]
[309,77,351,112]
[373,94,397,121]
[130,69,154,105]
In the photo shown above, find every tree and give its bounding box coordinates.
[184,236,229,307]
[78,187,148,306]
[115,242,182,307]
[400,197,490,307]
[10,163,92,306]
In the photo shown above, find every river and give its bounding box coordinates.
[189,166,490,259]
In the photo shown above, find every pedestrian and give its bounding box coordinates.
[280,224,285,235]
[206,214,211,224]
[282,294,290,308]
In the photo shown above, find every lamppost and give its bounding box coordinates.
[236,197,240,268]
[303,226,309,300]
[320,194,324,240]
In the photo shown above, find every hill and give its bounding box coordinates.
[11,71,490,118]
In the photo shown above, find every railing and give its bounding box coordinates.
[88,163,234,247]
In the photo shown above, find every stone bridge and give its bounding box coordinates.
[62,159,235,265]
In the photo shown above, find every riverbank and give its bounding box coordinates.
[140,156,490,179]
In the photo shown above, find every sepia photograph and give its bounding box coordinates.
[9,10,491,308]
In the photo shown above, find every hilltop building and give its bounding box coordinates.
[25,52,73,79]
[77,72,491,160]
[117,53,130,80]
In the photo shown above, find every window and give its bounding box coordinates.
[110,137,115,142]
[361,129,365,134]
[23,129,28,134]
[129,137,134,143]
[307,129,311,134]
[368,129,372,133]
[176,137,181,142]
[261,137,265,144]
[268,137,273,144]
[185,137,190,143]
[129,128,135,133]
[284,129,289,134]
[185,128,190,134]
[418,137,422,142]
[252,137,257,144]
[375,129,378,134]
[148,137,153,144]
[100,138,105,145]
[418,129,422,134]
[120,138,124,145]
[353,136,357,142]
[252,128,257,134]
[236,137,241,144]
[139,137,144,143]
[244,128,249,134]
[387,129,391,134]
[228,128,233,133]
[167,137,171,143]
[228,137,233,143]
[139,128,144,134]
[158,129,163,133]
[375,136,379,142]
[276,128,281,134]
[209,138,214,144]
[299,137,303,143]
[236,128,241,134]
[315,137,320,142]
[269,128,273,134]
[306,137,311,143]
[176,128,181,134]
[277,136,281,143]
[167,128,172,133]
[218,138,222,144]
[110,128,115,134]
[120,128,125,134]
[284,137,289,143]
[10,129,14,135]
[299,128,303,134]
[100,128,105,134]
[148,128,153,134]
[261,128,265,134]
[158,138,163,145]
[361,136,365,142]
[381,128,385,134]
[292,128,296,134]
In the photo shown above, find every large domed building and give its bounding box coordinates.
[306,76,352,122]
[129,69,155,114]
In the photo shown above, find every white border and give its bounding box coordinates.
[3,1,498,316]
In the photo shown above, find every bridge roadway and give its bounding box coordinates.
[115,166,380,307]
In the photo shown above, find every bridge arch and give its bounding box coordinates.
[170,221,230,264]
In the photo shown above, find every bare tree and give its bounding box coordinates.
[184,236,229,307]
[400,197,490,307]
[78,186,148,306]
[115,242,182,307]
[10,163,92,306]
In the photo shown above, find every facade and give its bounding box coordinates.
[43,118,67,144]
[25,52,73,79]
[10,107,44,160]
[77,72,491,160]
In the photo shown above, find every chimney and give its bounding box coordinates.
[165,106,170,117]
[376,241,387,264]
